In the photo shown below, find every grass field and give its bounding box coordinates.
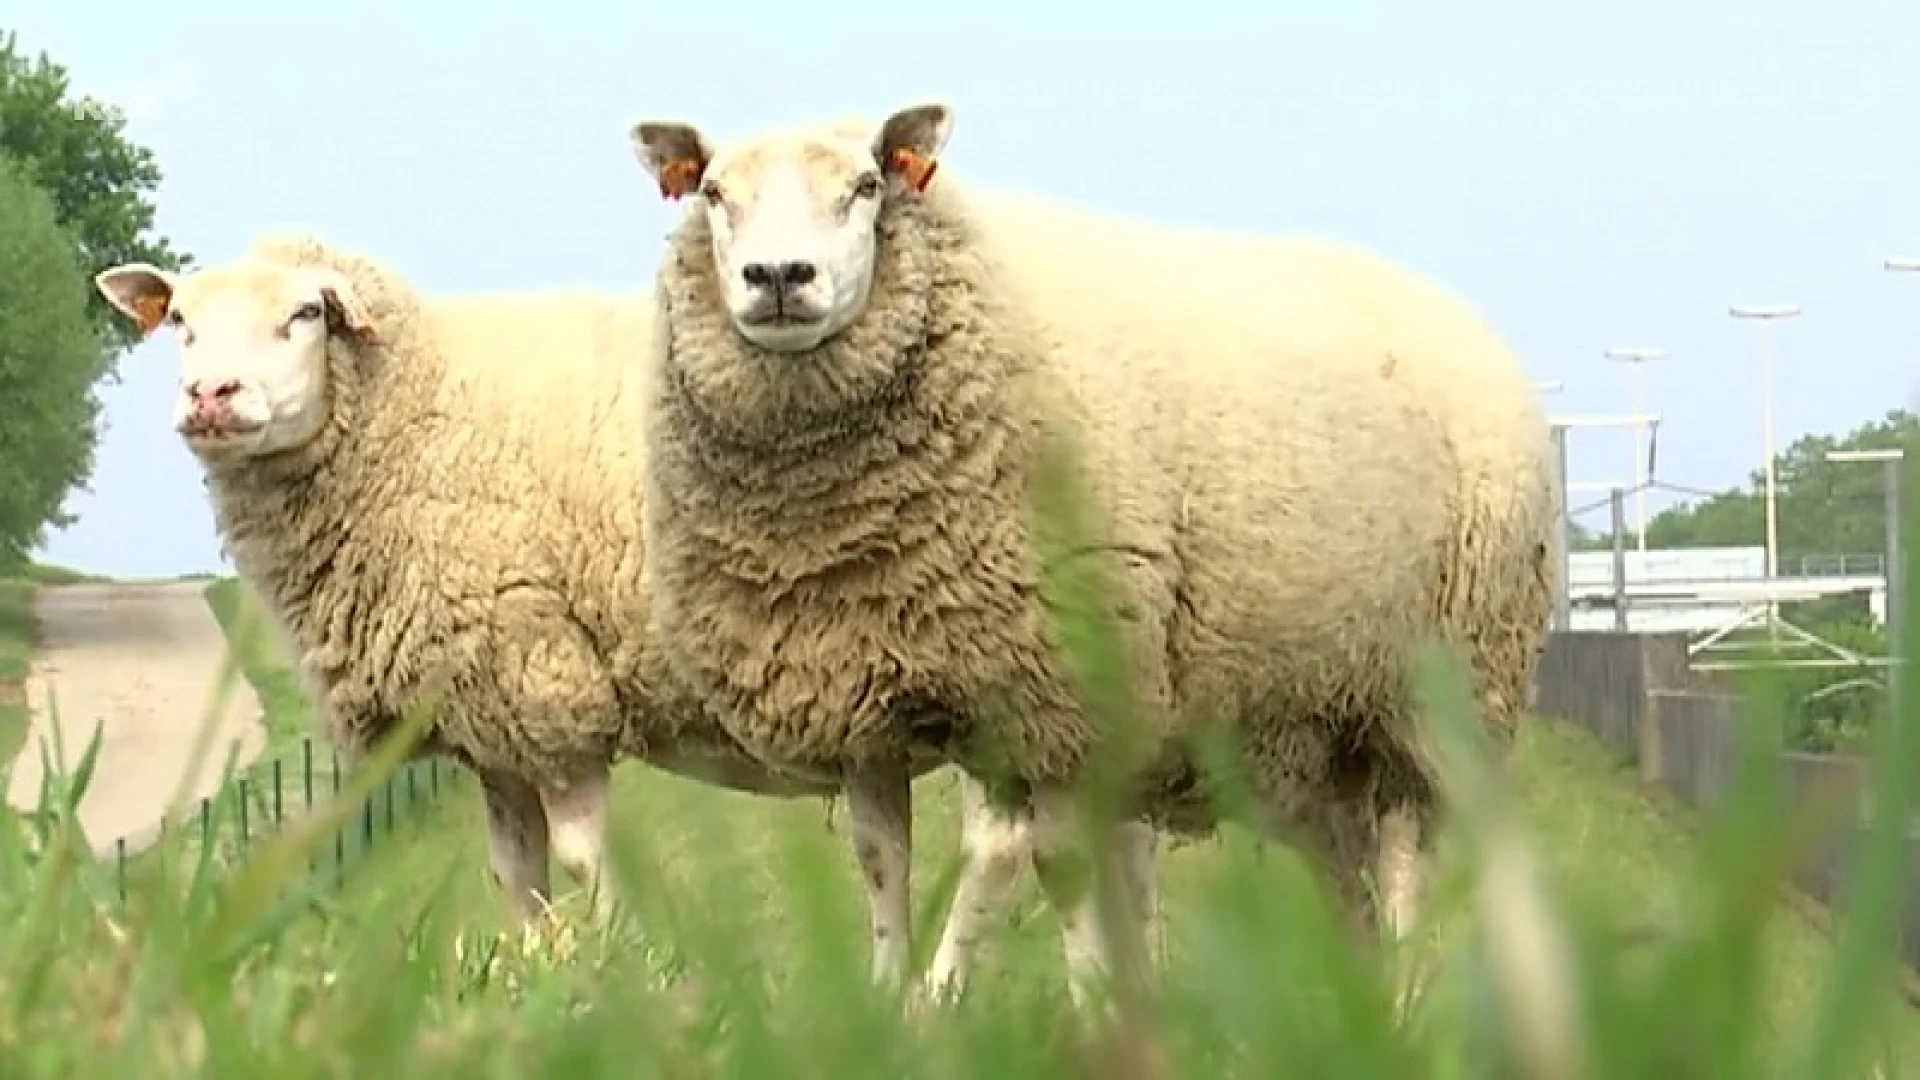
[3,563,1920,1075]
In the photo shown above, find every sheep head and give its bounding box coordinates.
[629,100,953,354]
[94,256,377,460]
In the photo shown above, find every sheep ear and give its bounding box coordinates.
[874,102,953,195]
[301,266,379,344]
[630,121,714,201]
[94,263,179,335]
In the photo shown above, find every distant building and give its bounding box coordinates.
[1565,545,1887,632]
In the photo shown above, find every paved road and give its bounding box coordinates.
[4,582,265,854]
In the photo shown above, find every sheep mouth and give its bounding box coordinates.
[736,290,830,328]
[737,309,826,330]
[178,419,266,446]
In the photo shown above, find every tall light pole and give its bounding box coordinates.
[1828,448,1905,726]
[1729,303,1802,632]
[1603,346,1665,551]
[1881,260,1920,718]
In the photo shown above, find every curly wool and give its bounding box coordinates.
[643,178,1553,827]
[1293,238,1557,748]
[206,232,758,791]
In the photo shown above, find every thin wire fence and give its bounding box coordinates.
[96,734,467,903]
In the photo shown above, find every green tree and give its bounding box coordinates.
[0,157,109,569]
[0,29,189,362]
[1644,410,1916,570]
[1569,520,1611,552]
[0,31,188,566]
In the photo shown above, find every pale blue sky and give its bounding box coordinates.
[13,0,1920,578]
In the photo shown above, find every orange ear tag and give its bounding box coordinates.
[891,149,938,193]
[131,293,169,335]
[659,158,702,201]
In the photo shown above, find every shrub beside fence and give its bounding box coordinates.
[87,734,467,903]
[1536,629,1920,973]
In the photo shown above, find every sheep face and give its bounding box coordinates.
[94,258,377,460]
[630,102,953,354]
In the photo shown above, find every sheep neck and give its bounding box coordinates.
[200,326,432,635]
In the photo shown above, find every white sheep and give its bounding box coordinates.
[90,236,1044,981]
[628,100,1556,1006]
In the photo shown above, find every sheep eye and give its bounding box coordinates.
[290,302,324,323]
[852,172,882,200]
[700,180,724,206]
[164,308,184,327]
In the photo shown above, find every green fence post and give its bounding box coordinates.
[237,777,251,847]
[333,751,345,888]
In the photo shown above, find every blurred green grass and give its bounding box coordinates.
[0,542,1913,1076]
[200,577,310,753]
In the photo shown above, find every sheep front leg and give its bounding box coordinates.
[922,773,1033,1002]
[1029,785,1147,1013]
[540,760,617,926]
[480,769,552,925]
[845,765,914,991]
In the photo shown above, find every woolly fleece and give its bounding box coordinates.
[207,233,815,795]
[643,170,1555,834]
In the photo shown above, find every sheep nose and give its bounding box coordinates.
[741,260,818,291]
[187,379,240,406]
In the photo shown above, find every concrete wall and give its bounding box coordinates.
[1536,630,1920,969]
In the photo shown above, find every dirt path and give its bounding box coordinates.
[3,581,264,854]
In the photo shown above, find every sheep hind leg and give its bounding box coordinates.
[845,765,914,993]
[921,772,1033,1004]
[1118,818,1164,969]
[539,760,618,928]
[479,769,553,926]
[1304,783,1434,1019]
[1374,800,1432,1019]
[1374,801,1427,944]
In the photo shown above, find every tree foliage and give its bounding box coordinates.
[0,158,109,568]
[0,29,188,361]
[0,30,187,566]
[1642,410,1916,567]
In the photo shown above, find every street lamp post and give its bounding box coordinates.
[1828,448,1906,726]
[1729,304,1802,633]
[1550,412,1663,633]
[1875,259,1920,720]
[1603,347,1666,552]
